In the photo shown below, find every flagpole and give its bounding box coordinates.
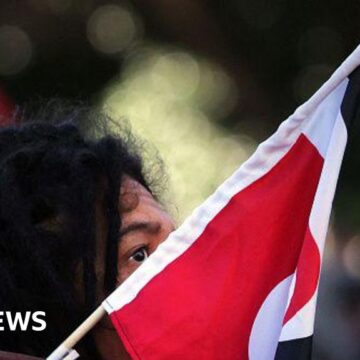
[47,305,106,360]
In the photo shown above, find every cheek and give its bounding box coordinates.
[116,246,141,285]
[117,265,134,285]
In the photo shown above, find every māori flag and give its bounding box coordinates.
[103,45,360,360]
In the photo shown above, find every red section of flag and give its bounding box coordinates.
[283,228,321,324]
[0,88,14,126]
[110,134,323,360]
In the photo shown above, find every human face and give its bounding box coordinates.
[94,177,175,360]
[116,177,176,284]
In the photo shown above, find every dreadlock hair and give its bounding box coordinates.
[0,102,159,358]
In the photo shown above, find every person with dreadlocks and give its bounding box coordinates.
[0,105,175,359]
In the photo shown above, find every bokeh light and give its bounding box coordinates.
[87,4,142,55]
[101,45,255,220]
[0,25,33,76]
[29,0,72,14]
[46,0,72,14]
[236,0,286,29]
[343,236,360,280]
[297,27,344,66]
[293,64,334,103]
[293,26,345,104]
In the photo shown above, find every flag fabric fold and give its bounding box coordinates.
[103,45,360,360]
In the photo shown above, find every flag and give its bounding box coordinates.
[0,87,14,126]
[103,46,360,359]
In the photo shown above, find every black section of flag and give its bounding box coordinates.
[275,336,313,360]
[341,66,360,129]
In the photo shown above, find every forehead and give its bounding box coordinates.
[119,177,158,214]
[121,176,152,197]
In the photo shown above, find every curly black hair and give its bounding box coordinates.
[0,103,159,358]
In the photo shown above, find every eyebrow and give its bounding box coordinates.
[119,221,161,237]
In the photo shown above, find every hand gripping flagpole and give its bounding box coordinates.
[46,305,106,360]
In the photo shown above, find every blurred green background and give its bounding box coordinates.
[0,1,359,359]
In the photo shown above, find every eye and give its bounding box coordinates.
[129,247,149,263]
